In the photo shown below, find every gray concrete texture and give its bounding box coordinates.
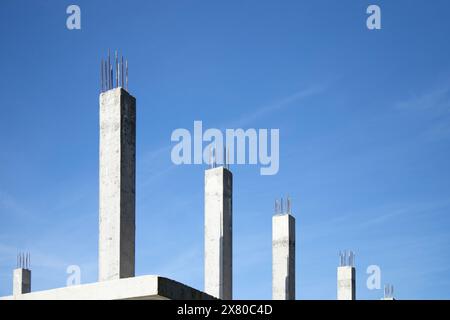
[2,275,215,300]
[13,268,31,296]
[337,266,356,300]
[204,166,233,300]
[272,213,295,300]
[99,87,136,281]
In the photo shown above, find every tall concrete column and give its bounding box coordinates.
[337,251,356,300]
[204,166,233,299]
[272,205,295,300]
[13,268,31,296]
[99,87,136,282]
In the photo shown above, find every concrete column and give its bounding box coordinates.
[204,166,232,299]
[13,268,31,295]
[272,213,295,300]
[99,87,136,282]
[337,266,355,300]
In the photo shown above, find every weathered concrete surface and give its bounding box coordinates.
[13,268,31,296]
[99,88,136,282]
[272,214,295,300]
[204,166,233,300]
[1,275,215,300]
[337,266,355,300]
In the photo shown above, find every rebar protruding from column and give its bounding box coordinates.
[275,199,280,214]
[121,55,124,88]
[126,60,128,90]
[108,49,111,90]
[16,252,31,270]
[101,50,130,92]
[101,59,104,92]
[115,50,118,88]
[275,196,293,214]
[384,284,394,299]
[223,147,226,169]
[287,196,291,214]
[339,250,355,267]
[280,197,284,213]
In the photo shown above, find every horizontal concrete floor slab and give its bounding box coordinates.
[1,275,215,300]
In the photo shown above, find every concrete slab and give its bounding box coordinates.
[1,275,215,300]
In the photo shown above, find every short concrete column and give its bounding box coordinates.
[337,251,356,300]
[13,268,31,296]
[272,210,295,300]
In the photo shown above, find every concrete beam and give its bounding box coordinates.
[272,214,295,300]
[99,88,136,281]
[204,166,233,300]
[1,275,215,300]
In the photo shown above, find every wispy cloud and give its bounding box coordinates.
[395,85,450,141]
[421,116,450,141]
[0,243,18,264]
[137,85,325,188]
[139,144,172,166]
[395,86,450,112]
[230,86,325,128]
[0,191,33,220]
[138,144,176,190]
[302,199,450,242]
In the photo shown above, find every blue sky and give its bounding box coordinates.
[1,0,450,299]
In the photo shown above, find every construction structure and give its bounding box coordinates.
[337,250,356,300]
[13,253,31,296]
[204,151,233,300]
[98,53,136,281]
[2,275,213,300]
[272,197,295,300]
[0,51,215,300]
[0,52,397,301]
